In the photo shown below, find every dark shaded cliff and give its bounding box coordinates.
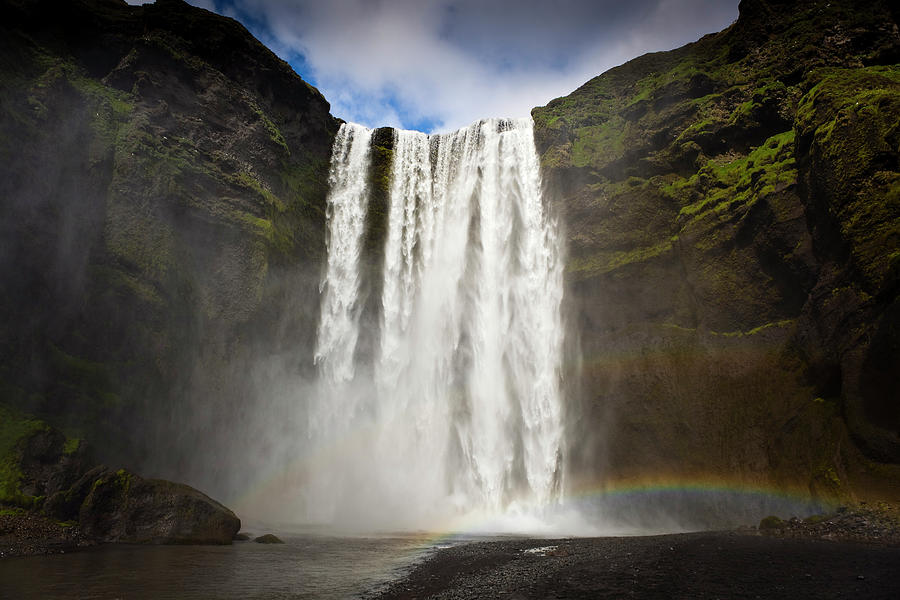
[0,0,339,479]
[533,0,900,502]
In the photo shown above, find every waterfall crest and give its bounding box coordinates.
[311,118,565,529]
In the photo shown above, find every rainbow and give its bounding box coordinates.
[230,451,831,540]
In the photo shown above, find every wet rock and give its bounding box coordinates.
[234,532,251,541]
[79,469,240,544]
[757,504,900,545]
[254,533,284,544]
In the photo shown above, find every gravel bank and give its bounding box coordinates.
[373,530,900,599]
[0,512,92,558]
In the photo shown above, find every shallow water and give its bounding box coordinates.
[1,533,454,599]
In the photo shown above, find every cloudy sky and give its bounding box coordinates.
[127,0,739,132]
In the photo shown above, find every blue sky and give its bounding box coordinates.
[127,0,739,132]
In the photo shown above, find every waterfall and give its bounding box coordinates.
[310,118,565,529]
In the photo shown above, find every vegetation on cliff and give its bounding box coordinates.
[0,0,338,473]
[533,0,900,501]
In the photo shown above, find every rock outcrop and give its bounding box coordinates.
[79,469,240,545]
[532,0,900,502]
[1,406,240,546]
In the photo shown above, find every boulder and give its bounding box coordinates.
[79,469,240,544]
[253,533,284,544]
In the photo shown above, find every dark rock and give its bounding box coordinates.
[44,465,110,522]
[234,532,251,541]
[79,469,240,544]
[253,533,284,544]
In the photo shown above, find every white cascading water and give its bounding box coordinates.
[310,118,565,530]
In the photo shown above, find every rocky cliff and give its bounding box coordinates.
[533,0,900,502]
[1,0,898,517]
[0,0,338,480]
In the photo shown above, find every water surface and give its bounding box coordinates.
[2,533,450,599]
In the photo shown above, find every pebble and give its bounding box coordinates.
[1,511,93,558]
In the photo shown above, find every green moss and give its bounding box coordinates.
[674,119,715,145]
[231,172,284,210]
[717,319,796,338]
[231,209,275,241]
[567,240,673,278]
[21,52,133,165]
[89,265,165,308]
[816,466,842,487]
[250,104,289,154]
[672,130,797,233]
[803,514,827,524]
[259,164,330,261]
[795,65,900,291]
[759,515,785,529]
[62,437,81,456]
[570,116,627,169]
[114,468,132,493]
[0,405,49,507]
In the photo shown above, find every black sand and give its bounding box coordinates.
[373,532,900,599]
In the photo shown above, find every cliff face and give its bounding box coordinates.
[2,0,898,510]
[0,0,339,471]
[533,0,900,501]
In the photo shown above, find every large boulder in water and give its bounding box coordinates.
[79,469,240,544]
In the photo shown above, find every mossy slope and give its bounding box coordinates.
[534,0,900,502]
[0,0,338,469]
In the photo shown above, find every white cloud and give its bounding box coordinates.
[193,0,739,131]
